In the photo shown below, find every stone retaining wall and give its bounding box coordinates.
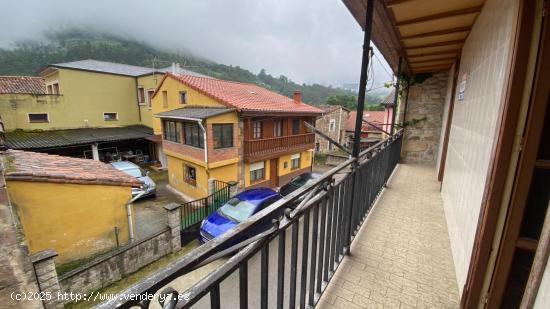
[31,202,182,307]
[57,228,172,299]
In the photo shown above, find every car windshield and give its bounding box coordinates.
[290,174,312,187]
[219,197,257,222]
[121,167,143,178]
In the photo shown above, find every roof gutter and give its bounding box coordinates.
[153,115,203,122]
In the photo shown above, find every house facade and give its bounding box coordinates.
[152,73,322,199]
[314,105,349,153]
[0,60,206,166]
[2,150,141,264]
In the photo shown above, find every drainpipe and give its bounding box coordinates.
[197,120,208,173]
[126,190,146,243]
[337,107,342,144]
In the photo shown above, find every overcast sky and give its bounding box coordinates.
[0,0,393,87]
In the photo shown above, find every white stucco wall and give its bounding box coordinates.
[440,0,518,295]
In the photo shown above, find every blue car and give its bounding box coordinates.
[199,188,282,243]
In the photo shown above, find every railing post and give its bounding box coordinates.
[30,249,63,309]
[345,0,376,255]
[164,203,182,252]
[228,180,238,197]
[207,179,215,196]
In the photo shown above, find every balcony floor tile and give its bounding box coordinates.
[318,164,459,309]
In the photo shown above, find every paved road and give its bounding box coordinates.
[133,170,185,239]
[148,164,351,308]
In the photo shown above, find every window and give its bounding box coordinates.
[315,142,320,151]
[329,119,336,132]
[103,112,118,121]
[47,85,53,94]
[163,120,180,143]
[179,91,187,104]
[292,118,300,135]
[253,121,262,139]
[328,142,333,151]
[52,83,60,95]
[250,161,265,182]
[138,87,145,104]
[291,153,300,170]
[162,91,168,108]
[273,120,283,137]
[184,165,197,186]
[184,123,204,148]
[213,124,233,149]
[28,113,49,123]
[147,90,155,108]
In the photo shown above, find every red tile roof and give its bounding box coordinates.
[3,150,142,187]
[160,73,322,115]
[0,76,46,94]
[345,111,387,131]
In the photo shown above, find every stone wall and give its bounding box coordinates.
[401,72,449,164]
[57,228,172,300]
[315,106,348,153]
[30,203,182,306]
[0,161,42,309]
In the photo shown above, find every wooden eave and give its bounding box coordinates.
[342,0,486,75]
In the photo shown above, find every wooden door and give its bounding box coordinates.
[487,3,550,307]
[270,159,278,187]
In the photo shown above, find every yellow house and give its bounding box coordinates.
[2,150,142,265]
[152,73,322,200]
[0,60,208,166]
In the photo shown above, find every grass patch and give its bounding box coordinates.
[65,240,199,309]
[56,249,113,277]
[314,153,327,165]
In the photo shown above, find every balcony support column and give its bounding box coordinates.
[346,0,375,255]
[391,57,403,135]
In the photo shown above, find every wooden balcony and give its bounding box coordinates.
[243,133,315,162]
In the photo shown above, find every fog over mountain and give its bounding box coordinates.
[0,0,393,88]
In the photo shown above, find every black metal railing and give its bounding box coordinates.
[95,129,403,309]
[180,180,231,230]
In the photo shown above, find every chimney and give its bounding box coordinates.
[176,63,181,74]
[293,90,301,104]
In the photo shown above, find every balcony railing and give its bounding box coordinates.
[95,130,403,309]
[243,133,315,161]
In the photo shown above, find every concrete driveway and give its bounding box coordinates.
[133,169,185,240]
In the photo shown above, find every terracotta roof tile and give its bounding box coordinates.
[345,111,387,131]
[0,76,46,94]
[163,73,323,115]
[3,150,142,187]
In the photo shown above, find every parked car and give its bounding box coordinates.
[279,172,325,207]
[199,188,282,243]
[110,161,156,198]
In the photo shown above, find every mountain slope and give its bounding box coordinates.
[0,28,386,106]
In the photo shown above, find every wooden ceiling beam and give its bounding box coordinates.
[401,26,472,39]
[385,0,416,7]
[396,6,482,27]
[409,57,457,65]
[413,64,453,72]
[406,39,465,50]
[408,50,460,58]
